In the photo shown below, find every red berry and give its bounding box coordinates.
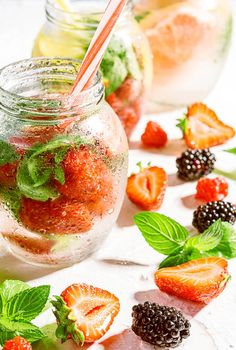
[195,177,229,202]
[115,78,142,102]
[3,336,32,350]
[55,146,113,203]
[0,162,18,187]
[141,121,168,148]
[20,196,92,235]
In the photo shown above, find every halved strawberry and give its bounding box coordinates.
[141,121,168,148]
[126,163,167,210]
[178,103,235,149]
[3,336,32,350]
[155,257,230,304]
[52,284,120,344]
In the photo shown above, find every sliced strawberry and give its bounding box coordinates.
[20,197,92,235]
[0,162,19,187]
[179,103,235,149]
[3,336,32,350]
[55,146,113,203]
[52,283,120,344]
[141,121,168,148]
[195,177,229,202]
[126,164,167,210]
[155,257,230,304]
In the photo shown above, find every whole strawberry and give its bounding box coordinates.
[55,146,113,203]
[3,336,32,350]
[126,163,167,210]
[196,177,229,202]
[52,283,120,344]
[141,121,168,148]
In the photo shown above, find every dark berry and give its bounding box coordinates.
[176,149,216,181]
[131,302,191,348]
[193,201,236,232]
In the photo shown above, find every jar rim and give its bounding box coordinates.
[0,57,104,119]
[46,0,131,29]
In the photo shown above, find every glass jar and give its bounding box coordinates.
[0,58,128,267]
[32,0,153,137]
[134,0,233,111]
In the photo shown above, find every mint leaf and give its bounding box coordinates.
[0,140,20,166]
[159,247,202,269]
[185,220,223,251]
[0,294,3,314]
[207,222,236,259]
[0,280,30,304]
[17,158,59,201]
[6,285,50,321]
[33,324,59,350]
[134,212,189,255]
[135,11,150,23]
[214,168,236,180]
[225,147,236,154]
[0,318,45,345]
[0,188,22,218]
[54,165,65,185]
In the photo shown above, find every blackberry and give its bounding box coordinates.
[193,201,236,233]
[176,149,216,181]
[131,302,191,348]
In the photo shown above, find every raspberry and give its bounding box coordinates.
[20,196,92,235]
[196,177,229,202]
[141,121,168,148]
[3,336,32,350]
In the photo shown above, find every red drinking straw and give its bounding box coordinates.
[70,0,127,103]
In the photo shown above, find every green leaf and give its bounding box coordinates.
[225,147,236,155]
[185,220,223,251]
[0,188,22,218]
[134,212,189,255]
[6,285,50,321]
[17,157,59,201]
[33,324,60,350]
[0,280,30,305]
[207,222,236,259]
[214,168,236,180]
[0,318,45,345]
[54,165,65,185]
[0,140,20,166]
[0,294,3,314]
[176,117,187,135]
[101,55,128,96]
[159,247,203,269]
[135,11,150,23]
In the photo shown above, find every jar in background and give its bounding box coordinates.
[134,0,233,111]
[33,0,153,137]
[0,58,128,266]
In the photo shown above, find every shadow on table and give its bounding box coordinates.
[129,139,186,157]
[181,194,205,209]
[116,196,140,228]
[0,248,60,282]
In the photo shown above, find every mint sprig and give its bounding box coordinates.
[214,146,236,180]
[134,213,236,268]
[0,280,50,345]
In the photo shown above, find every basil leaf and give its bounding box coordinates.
[0,318,45,344]
[6,285,50,321]
[185,220,223,251]
[134,212,189,255]
[0,140,20,166]
[0,280,30,304]
[207,222,236,259]
[17,158,59,201]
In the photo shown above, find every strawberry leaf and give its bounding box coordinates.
[0,140,20,166]
[185,220,223,251]
[6,285,50,321]
[176,117,187,135]
[134,212,189,255]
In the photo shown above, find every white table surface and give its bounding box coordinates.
[1,1,236,350]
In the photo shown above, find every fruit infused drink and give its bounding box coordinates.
[0,58,128,266]
[33,0,153,137]
[134,0,233,111]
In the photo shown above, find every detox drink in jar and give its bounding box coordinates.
[134,0,233,111]
[0,58,128,266]
[33,0,153,137]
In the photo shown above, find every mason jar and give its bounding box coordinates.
[0,58,128,267]
[32,0,153,137]
[134,0,233,111]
